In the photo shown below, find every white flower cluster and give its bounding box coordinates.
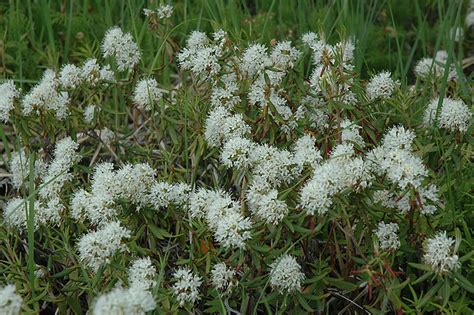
[0,80,20,123]
[366,71,399,100]
[148,181,191,210]
[102,26,141,72]
[83,104,96,123]
[133,78,162,111]
[372,185,439,215]
[220,134,320,224]
[4,137,80,230]
[59,59,115,89]
[269,254,305,293]
[144,4,173,19]
[374,221,400,251]
[467,1,474,28]
[3,198,40,230]
[305,33,357,106]
[0,284,22,315]
[92,286,155,315]
[414,51,457,81]
[171,267,202,306]
[367,125,442,215]
[204,106,251,148]
[22,69,70,120]
[9,148,47,189]
[92,256,157,314]
[189,188,251,248]
[300,142,372,215]
[340,119,365,148]
[71,162,156,225]
[243,40,302,132]
[423,231,460,274]
[77,221,131,271]
[368,125,427,190]
[210,262,237,293]
[423,97,472,133]
[39,137,80,200]
[210,74,240,109]
[6,56,114,123]
[177,30,227,81]
[157,4,174,19]
[128,257,157,290]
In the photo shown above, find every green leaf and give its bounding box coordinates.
[296,292,314,312]
[418,281,442,308]
[408,262,431,272]
[453,272,474,294]
[148,224,173,239]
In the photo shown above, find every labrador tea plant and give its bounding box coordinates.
[0,2,473,314]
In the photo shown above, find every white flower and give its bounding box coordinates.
[59,64,82,89]
[299,144,372,215]
[100,127,115,145]
[171,267,202,306]
[340,120,365,148]
[246,178,288,225]
[302,32,319,47]
[188,189,252,248]
[330,143,355,160]
[374,222,400,251]
[220,137,255,169]
[302,32,330,65]
[128,257,157,290]
[292,134,322,171]
[177,31,223,80]
[423,97,471,133]
[240,43,271,77]
[77,221,131,271]
[148,181,191,209]
[3,198,42,230]
[0,284,22,315]
[249,144,296,187]
[39,137,80,200]
[156,4,173,19]
[185,31,209,49]
[423,231,460,274]
[9,148,47,189]
[133,78,162,111]
[214,211,252,248]
[36,196,63,226]
[466,11,474,28]
[299,161,342,215]
[271,41,301,70]
[204,106,251,147]
[114,163,156,208]
[211,263,236,292]
[70,163,119,225]
[80,59,116,86]
[92,286,156,315]
[0,80,20,123]
[371,146,427,190]
[418,184,440,215]
[381,125,415,150]
[22,69,70,120]
[414,57,457,81]
[84,104,96,123]
[210,78,240,109]
[269,254,305,294]
[366,71,399,100]
[102,26,141,71]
